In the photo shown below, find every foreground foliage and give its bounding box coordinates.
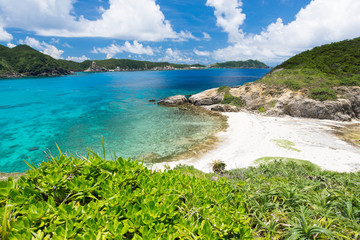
[0,150,251,239]
[223,159,360,239]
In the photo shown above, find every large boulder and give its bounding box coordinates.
[282,98,353,121]
[189,88,224,106]
[210,104,240,112]
[158,95,188,106]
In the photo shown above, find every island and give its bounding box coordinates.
[0,44,270,78]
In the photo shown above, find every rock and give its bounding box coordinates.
[189,88,224,105]
[210,104,240,112]
[283,98,353,121]
[148,99,156,103]
[158,95,188,106]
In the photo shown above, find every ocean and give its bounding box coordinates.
[0,68,270,172]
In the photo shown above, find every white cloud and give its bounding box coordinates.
[0,21,12,41]
[174,30,199,42]
[203,32,211,40]
[66,55,89,62]
[158,48,193,63]
[206,0,245,42]
[19,36,64,59]
[0,0,191,41]
[93,41,154,59]
[194,49,211,57]
[210,0,360,64]
[7,43,16,48]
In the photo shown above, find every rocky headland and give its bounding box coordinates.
[158,83,360,121]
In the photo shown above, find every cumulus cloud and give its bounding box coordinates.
[209,0,360,64]
[0,0,191,41]
[194,49,211,57]
[19,36,64,59]
[7,43,16,48]
[206,0,245,42]
[158,48,193,63]
[66,55,89,62]
[93,41,154,59]
[0,21,12,41]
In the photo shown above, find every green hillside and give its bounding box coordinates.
[211,60,269,69]
[81,58,205,70]
[260,37,360,89]
[0,45,72,77]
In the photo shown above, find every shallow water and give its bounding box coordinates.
[0,68,270,172]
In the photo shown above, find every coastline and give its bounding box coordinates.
[153,111,360,173]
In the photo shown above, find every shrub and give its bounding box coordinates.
[0,150,252,239]
[217,86,231,93]
[284,79,302,90]
[209,160,226,174]
[309,87,337,101]
[222,94,244,107]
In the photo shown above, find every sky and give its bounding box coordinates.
[0,0,360,66]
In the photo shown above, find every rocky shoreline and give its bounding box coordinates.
[158,83,360,121]
[0,69,72,79]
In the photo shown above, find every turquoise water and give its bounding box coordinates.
[0,69,270,172]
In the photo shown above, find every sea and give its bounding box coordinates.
[0,68,270,172]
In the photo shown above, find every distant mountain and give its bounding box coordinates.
[0,45,76,78]
[210,60,269,69]
[80,59,206,72]
[0,44,207,78]
[261,37,360,88]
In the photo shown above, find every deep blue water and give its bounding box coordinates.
[0,68,270,172]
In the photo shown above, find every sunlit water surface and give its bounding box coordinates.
[0,69,270,172]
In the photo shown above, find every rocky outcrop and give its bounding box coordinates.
[210,104,240,112]
[158,95,188,106]
[158,83,360,121]
[228,83,360,121]
[85,61,108,72]
[188,88,224,105]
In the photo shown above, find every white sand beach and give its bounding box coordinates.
[153,112,360,173]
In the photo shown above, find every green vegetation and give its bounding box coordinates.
[260,37,360,94]
[222,159,360,239]
[209,160,226,174]
[270,139,301,152]
[0,44,206,78]
[309,88,337,101]
[1,151,360,239]
[257,106,267,113]
[218,86,244,108]
[211,60,269,69]
[0,45,73,77]
[217,86,231,93]
[0,150,251,239]
[222,94,244,107]
[82,59,205,71]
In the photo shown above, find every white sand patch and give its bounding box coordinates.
[153,112,360,173]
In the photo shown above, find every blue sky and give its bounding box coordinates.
[1,0,360,66]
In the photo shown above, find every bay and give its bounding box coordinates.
[0,68,270,172]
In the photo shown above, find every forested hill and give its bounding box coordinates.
[80,59,205,71]
[261,37,360,88]
[210,60,269,69]
[0,45,79,77]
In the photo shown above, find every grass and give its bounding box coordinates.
[271,139,301,152]
[254,157,319,168]
[220,160,360,239]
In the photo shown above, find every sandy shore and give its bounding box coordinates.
[153,112,360,173]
